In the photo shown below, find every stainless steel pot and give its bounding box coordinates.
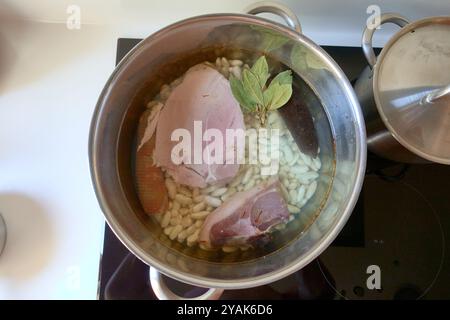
[0,213,6,257]
[89,1,366,298]
[355,14,450,164]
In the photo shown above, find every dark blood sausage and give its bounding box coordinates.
[135,109,169,215]
[278,80,319,158]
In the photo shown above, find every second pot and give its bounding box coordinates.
[355,14,450,164]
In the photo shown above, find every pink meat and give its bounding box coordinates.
[154,64,245,188]
[199,178,290,247]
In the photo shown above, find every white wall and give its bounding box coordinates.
[2,0,449,46]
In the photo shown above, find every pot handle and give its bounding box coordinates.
[362,13,410,68]
[149,266,224,300]
[245,1,302,34]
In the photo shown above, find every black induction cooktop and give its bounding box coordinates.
[97,38,450,300]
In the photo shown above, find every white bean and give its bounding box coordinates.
[222,246,238,253]
[211,187,227,197]
[298,171,319,184]
[175,194,192,206]
[230,66,241,78]
[169,225,183,240]
[221,66,229,78]
[178,186,192,197]
[221,57,229,68]
[312,157,321,171]
[187,230,199,246]
[185,224,197,236]
[297,185,306,203]
[201,184,219,194]
[282,145,294,164]
[181,216,193,228]
[280,183,289,201]
[179,208,189,216]
[161,211,171,228]
[288,204,300,214]
[165,179,177,199]
[299,152,312,167]
[192,202,206,212]
[221,187,236,201]
[290,165,309,175]
[170,216,181,226]
[194,195,204,203]
[288,181,298,190]
[195,220,203,228]
[306,181,317,200]
[164,226,173,236]
[191,211,210,220]
[177,230,189,242]
[303,171,319,181]
[230,59,243,67]
[205,196,222,207]
[172,201,180,211]
[171,208,179,217]
[289,189,297,203]
[289,152,300,166]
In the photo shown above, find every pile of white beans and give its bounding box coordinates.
[148,57,321,252]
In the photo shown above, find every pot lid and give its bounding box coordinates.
[374,17,450,164]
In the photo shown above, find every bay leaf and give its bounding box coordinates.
[229,74,256,112]
[242,69,264,106]
[266,82,293,110]
[251,56,270,87]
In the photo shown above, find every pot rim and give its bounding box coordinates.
[89,12,367,289]
[372,16,450,165]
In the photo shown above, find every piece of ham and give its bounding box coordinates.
[154,64,245,188]
[199,178,290,247]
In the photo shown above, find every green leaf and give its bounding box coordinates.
[265,82,293,110]
[229,75,256,112]
[250,25,290,52]
[261,35,289,52]
[270,70,292,86]
[250,56,270,87]
[291,45,323,70]
[242,69,264,106]
[263,82,277,106]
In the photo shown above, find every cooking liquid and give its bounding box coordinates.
[130,47,335,262]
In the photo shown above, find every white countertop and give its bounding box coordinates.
[0,0,447,299]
